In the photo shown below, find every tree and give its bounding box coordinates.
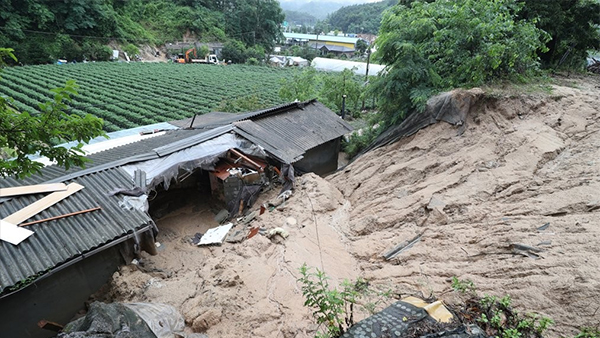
[0,48,105,178]
[372,0,547,124]
[517,0,600,68]
[221,40,247,63]
[223,0,285,52]
[355,39,368,55]
[319,68,362,115]
[278,67,320,102]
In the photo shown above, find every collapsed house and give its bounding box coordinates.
[0,99,352,338]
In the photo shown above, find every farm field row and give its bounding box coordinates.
[0,62,294,131]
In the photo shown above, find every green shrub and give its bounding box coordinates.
[123,43,139,58]
[372,0,549,124]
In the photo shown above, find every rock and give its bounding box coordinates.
[426,207,449,225]
[427,195,446,210]
[192,308,223,332]
[214,209,229,223]
[284,217,297,227]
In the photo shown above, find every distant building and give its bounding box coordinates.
[283,32,360,57]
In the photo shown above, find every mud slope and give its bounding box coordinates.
[330,76,600,336]
[102,76,599,338]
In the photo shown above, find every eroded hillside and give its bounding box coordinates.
[102,75,600,337]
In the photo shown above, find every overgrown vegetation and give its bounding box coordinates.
[372,0,548,125]
[517,0,600,69]
[298,264,391,338]
[451,277,554,338]
[279,67,372,116]
[0,0,284,64]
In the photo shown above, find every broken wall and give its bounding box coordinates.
[294,138,341,175]
[0,245,124,338]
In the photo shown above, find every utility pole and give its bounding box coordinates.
[362,47,372,110]
[365,47,371,81]
[341,95,347,119]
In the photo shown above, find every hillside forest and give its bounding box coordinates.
[0,0,284,64]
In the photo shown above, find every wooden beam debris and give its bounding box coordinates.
[2,183,84,225]
[0,220,34,245]
[0,183,67,198]
[19,207,101,227]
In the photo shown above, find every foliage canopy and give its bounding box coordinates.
[371,0,548,124]
[0,0,284,64]
[517,0,600,69]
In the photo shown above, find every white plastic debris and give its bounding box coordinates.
[197,223,234,246]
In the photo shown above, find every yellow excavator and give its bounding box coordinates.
[176,48,219,64]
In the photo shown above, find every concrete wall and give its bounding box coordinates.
[294,138,341,175]
[0,245,124,338]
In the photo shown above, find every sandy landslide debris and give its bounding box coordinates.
[101,76,600,338]
[330,76,600,337]
[102,173,362,338]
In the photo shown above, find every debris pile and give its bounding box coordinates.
[588,58,600,74]
[97,76,600,337]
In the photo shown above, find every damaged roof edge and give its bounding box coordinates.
[154,125,233,157]
[0,223,154,299]
[45,126,234,185]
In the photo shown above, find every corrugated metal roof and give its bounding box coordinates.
[283,32,360,44]
[0,100,351,293]
[310,43,356,53]
[0,129,220,189]
[0,168,153,295]
[173,101,306,130]
[233,101,353,163]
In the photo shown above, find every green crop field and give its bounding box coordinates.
[0,62,294,132]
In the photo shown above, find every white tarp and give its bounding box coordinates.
[311,57,386,76]
[121,133,266,190]
[198,223,234,246]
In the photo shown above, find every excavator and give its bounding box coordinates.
[176,48,219,64]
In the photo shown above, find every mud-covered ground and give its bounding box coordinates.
[100,75,600,337]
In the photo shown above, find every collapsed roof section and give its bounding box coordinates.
[0,99,352,296]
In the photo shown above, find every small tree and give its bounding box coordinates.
[123,43,139,58]
[221,40,247,63]
[279,67,321,102]
[320,68,362,115]
[355,39,368,55]
[0,48,105,178]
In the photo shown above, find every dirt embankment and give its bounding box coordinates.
[101,75,600,337]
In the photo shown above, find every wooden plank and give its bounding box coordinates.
[19,207,101,227]
[2,183,84,225]
[0,183,67,198]
[37,320,64,332]
[0,220,34,245]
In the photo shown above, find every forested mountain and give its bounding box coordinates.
[284,10,318,28]
[327,0,396,34]
[0,0,284,64]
